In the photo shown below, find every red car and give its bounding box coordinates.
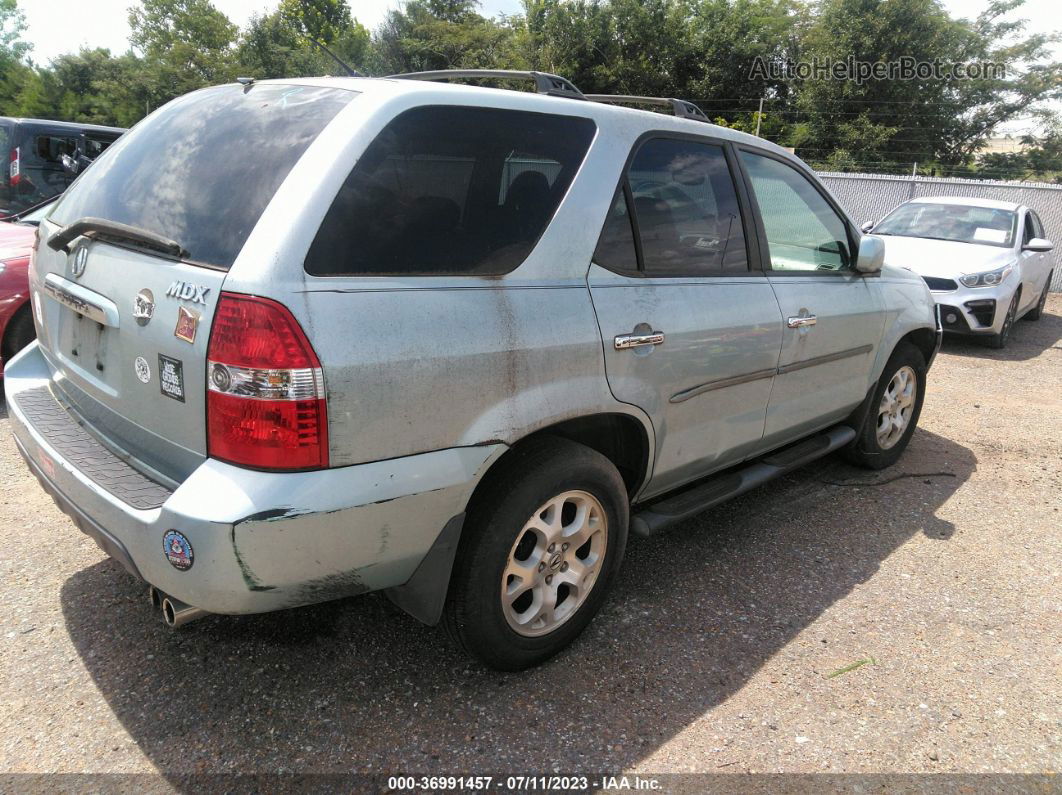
[0,200,51,371]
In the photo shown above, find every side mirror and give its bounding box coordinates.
[855,235,885,274]
[1023,237,1053,252]
[860,221,874,233]
[60,153,80,175]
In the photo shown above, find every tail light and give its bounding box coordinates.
[9,147,20,186]
[206,292,328,470]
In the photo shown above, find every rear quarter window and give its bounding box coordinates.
[50,84,354,269]
[304,106,596,276]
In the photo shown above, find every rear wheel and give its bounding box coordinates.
[1,305,34,366]
[443,437,628,670]
[988,292,1019,348]
[844,343,926,470]
[1024,273,1052,321]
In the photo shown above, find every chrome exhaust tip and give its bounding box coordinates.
[160,595,208,628]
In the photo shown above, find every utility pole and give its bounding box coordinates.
[755,96,764,138]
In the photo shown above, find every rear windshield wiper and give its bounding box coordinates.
[46,217,189,259]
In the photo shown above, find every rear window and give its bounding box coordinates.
[304,106,596,276]
[51,84,354,269]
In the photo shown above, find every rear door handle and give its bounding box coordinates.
[615,331,665,349]
[787,315,817,329]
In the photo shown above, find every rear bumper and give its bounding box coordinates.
[5,342,504,615]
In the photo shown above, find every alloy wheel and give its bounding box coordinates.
[876,365,917,450]
[501,490,608,637]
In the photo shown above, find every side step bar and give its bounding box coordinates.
[630,424,856,537]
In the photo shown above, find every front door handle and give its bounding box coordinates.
[615,331,665,349]
[787,314,817,329]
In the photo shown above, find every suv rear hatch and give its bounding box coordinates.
[32,83,354,482]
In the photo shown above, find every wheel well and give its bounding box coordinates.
[473,414,650,506]
[897,327,936,367]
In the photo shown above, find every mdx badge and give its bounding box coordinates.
[133,288,155,326]
[71,245,89,279]
[166,280,209,304]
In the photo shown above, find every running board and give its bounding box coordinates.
[630,425,857,537]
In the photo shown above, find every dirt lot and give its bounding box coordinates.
[0,297,1059,783]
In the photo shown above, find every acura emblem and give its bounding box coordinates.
[71,245,89,278]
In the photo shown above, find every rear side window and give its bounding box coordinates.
[34,135,78,163]
[628,138,748,274]
[51,84,354,269]
[304,106,596,276]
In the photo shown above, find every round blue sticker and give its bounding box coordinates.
[163,530,194,571]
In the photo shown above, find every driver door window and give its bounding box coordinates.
[740,151,852,272]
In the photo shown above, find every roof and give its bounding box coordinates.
[909,196,1023,212]
[0,117,126,135]
[241,75,796,160]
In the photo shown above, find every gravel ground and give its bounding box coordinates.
[0,297,1059,783]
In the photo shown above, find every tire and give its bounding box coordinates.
[443,437,629,670]
[844,342,927,470]
[988,292,1019,349]
[1024,273,1052,321]
[1,305,35,366]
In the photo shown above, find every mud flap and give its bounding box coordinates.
[384,513,465,625]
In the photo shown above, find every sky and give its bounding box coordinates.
[15,0,1062,130]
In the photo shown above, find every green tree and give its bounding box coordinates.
[237,1,369,79]
[372,0,519,74]
[128,0,239,108]
[793,0,1062,169]
[0,0,31,113]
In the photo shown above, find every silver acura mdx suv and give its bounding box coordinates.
[5,72,940,669]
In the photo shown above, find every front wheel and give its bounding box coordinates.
[443,438,628,670]
[988,292,1020,348]
[1024,273,1052,321]
[844,342,927,470]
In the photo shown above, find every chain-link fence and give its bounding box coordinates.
[817,172,1062,291]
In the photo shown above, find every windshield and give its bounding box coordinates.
[873,202,1017,248]
[50,83,355,269]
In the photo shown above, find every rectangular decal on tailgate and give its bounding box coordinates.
[158,355,185,402]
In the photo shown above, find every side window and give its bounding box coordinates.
[740,151,852,272]
[593,187,639,272]
[84,134,119,160]
[305,106,596,276]
[628,138,748,274]
[34,135,78,164]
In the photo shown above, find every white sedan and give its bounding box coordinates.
[866,196,1054,348]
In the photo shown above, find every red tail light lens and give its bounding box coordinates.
[9,147,20,186]
[207,293,328,470]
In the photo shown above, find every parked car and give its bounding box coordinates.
[5,74,940,670]
[0,117,124,217]
[866,196,1054,348]
[0,199,54,369]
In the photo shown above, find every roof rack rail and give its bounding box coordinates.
[585,95,710,122]
[387,69,586,100]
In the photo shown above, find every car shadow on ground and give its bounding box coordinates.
[940,306,1060,362]
[58,428,974,781]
